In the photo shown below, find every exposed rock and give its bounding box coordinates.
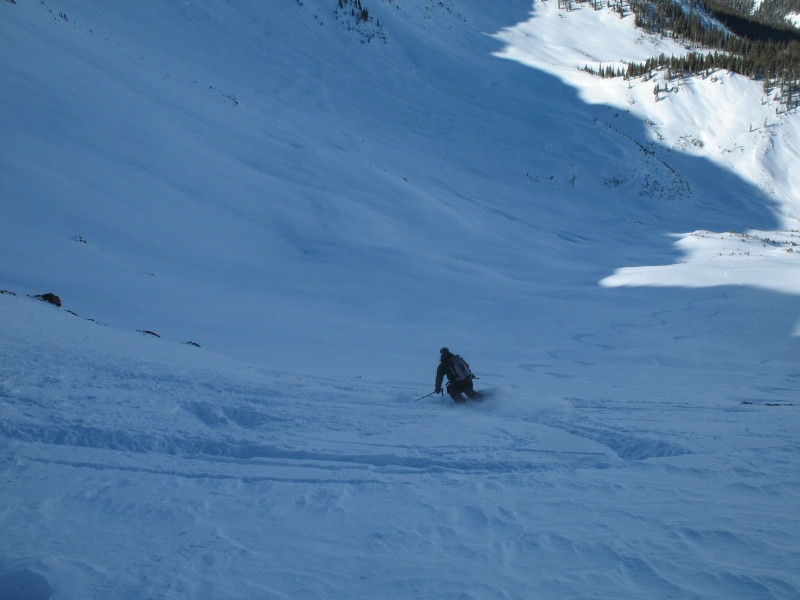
[32,293,61,307]
[136,329,160,337]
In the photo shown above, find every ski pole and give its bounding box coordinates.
[413,391,437,402]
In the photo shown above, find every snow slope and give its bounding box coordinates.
[1,0,799,598]
[493,0,800,298]
[3,293,799,598]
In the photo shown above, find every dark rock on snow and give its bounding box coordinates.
[32,293,61,307]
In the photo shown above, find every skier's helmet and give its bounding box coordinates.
[440,347,449,355]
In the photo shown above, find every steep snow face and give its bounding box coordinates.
[2,0,800,598]
[1,0,795,378]
[493,0,800,301]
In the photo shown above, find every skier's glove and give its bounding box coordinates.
[435,387,442,394]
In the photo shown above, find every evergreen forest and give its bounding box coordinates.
[576,0,800,109]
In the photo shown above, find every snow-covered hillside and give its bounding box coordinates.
[1,0,799,598]
[494,0,800,296]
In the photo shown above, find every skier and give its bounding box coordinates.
[435,347,482,404]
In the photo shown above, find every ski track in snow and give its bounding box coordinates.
[1,0,800,597]
[2,290,799,598]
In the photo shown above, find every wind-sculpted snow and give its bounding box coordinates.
[2,295,800,598]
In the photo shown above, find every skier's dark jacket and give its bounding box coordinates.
[436,351,470,390]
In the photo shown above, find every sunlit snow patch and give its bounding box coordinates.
[788,12,800,28]
[491,0,800,321]
[600,229,800,294]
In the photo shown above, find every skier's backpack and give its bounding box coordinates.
[449,355,472,382]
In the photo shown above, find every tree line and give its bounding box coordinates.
[581,0,800,108]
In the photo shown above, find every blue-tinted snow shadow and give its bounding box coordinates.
[0,569,53,600]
